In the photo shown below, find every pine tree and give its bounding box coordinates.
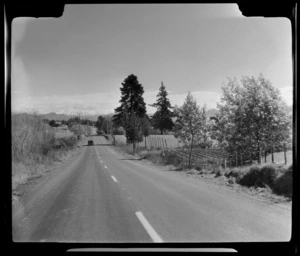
[113,74,147,154]
[150,82,174,134]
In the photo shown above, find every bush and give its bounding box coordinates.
[256,165,277,187]
[161,151,182,166]
[238,164,278,188]
[272,165,293,198]
[143,150,162,164]
[225,168,242,180]
[238,165,261,187]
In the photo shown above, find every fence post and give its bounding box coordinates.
[284,143,287,164]
[165,139,168,149]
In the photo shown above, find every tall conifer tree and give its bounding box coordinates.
[150,82,174,134]
[113,74,147,153]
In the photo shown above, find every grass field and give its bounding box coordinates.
[55,128,74,138]
[264,150,293,165]
[114,134,183,148]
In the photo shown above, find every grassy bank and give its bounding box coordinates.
[12,113,80,194]
[114,142,292,200]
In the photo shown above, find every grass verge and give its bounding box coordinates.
[12,113,82,201]
[113,143,292,201]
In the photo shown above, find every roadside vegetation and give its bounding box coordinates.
[111,73,292,202]
[12,112,81,198]
[114,142,292,201]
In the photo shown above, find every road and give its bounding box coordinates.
[12,135,291,242]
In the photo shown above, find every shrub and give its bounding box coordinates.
[256,165,277,187]
[143,150,162,164]
[272,165,293,198]
[225,168,243,181]
[161,151,182,166]
[214,167,223,177]
[238,165,261,187]
[195,165,202,171]
[238,164,279,188]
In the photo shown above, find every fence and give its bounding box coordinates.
[134,135,180,150]
[162,146,229,169]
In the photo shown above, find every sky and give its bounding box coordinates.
[11,4,293,116]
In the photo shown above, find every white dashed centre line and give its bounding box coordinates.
[111,176,118,183]
[104,165,107,168]
[135,211,163,243]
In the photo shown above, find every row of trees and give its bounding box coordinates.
[213,75,292,164]
[112,74,175,153]
[48,117,95,127]
[111,73,292,162]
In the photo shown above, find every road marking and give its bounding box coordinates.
[104,165,107,168]
[111,176,118,183]
[135,211,163,243]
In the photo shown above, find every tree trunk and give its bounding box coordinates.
[265,150,267,163]
[188,136,194,169]
[271,146,274,163]
[145,136,147,149]
[258,142,261,165]
[133,141,136,155]
[284,143,287,164]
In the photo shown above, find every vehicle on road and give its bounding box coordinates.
[88,140,94,146]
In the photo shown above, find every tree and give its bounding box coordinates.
[215,74,292,164]
[49,120,56,127]
[96,115,104,134]
[150,82,174,134]
[173,92,208,168]
[102,117,112,134]
[113,74,147,154]
[140,114,151,148]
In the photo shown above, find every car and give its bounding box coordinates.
[88,140,94,146]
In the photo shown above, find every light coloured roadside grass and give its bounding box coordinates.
[54,129,74,138]
[264,150,293,165]
[11,112,81,201]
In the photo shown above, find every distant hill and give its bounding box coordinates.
[39,112,114,121]
[39,112,73,121]
[25,109,219,122]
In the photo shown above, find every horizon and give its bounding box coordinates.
[12,4,293,116]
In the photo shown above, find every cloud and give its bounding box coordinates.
[11,56,33,113]
[11,91,121,115]
[12,89,221,116]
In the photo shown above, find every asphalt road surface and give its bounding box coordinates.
[12,135,291,242]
